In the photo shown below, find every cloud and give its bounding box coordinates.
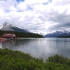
[48,6,70,31]
[25,0,48,4]
[0,0,70,35]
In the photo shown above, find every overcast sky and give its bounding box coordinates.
[0,0,70,35]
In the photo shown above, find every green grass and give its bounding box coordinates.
[0,48,70,70]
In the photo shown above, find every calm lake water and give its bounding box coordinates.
[0,38,70,61]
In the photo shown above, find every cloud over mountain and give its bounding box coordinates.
[0,0,70,35]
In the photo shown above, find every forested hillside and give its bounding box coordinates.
[0,30,43,38]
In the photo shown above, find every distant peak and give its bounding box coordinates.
[3,22,12,29]
[1,22,29,32]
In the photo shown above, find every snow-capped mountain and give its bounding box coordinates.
[0,22,29,33]
[45,30,70,37]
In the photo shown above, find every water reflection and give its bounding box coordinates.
[0,38,70,61]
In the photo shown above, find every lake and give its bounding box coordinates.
[0,38,70,61]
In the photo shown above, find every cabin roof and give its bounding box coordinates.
[1,34,16,38]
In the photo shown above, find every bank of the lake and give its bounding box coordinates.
[0,48,70,70]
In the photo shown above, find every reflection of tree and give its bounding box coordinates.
[15,39,35,46]
[1,39,35,49]
[2,40,15,49]
[0,42,2,48]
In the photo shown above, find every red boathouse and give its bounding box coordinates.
[1,34,16,40]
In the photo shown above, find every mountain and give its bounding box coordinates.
[1,22,29,33]
[45,30,70,37]
[0,22,43,38]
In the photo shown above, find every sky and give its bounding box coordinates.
[0,0,70,35]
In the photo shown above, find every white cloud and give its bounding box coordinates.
[25,0,48,4]
[0,0,70,35]
[17,2,27,11]
[10,6,17,11]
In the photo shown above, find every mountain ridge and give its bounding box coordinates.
[45,30,70,37]
[0,22,43,38]
[0,22,30,33]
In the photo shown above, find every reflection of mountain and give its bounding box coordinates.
[45,30,70,37]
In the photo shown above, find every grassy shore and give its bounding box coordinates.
[0,48,70,70]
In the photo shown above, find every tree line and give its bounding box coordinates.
[0,30,43,38]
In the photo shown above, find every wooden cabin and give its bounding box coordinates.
[1,34,16,40]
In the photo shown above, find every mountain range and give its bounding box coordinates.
[1,22,70,38]
[45,30,70,37]
[0,22,43,38]
[0,22,29,33]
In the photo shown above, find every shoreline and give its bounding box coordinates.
[0,48,70,70]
